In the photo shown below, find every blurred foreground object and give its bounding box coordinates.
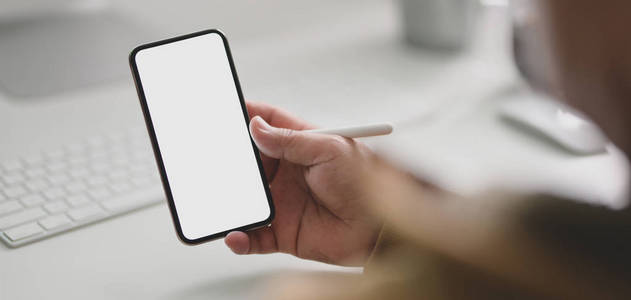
[507,0,611,156]
[499,94,609,155]
[264,161,631,300]
[510,0,558,94]
[538,0,631,155]
[263,1,631,297]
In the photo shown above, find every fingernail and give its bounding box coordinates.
[251,116,276,140]
[253,115,272,132]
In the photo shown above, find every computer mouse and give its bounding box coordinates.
[500,97,609,155]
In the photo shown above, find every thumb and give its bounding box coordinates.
[249,116,348,166]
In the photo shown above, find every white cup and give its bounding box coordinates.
[398,0,480,50]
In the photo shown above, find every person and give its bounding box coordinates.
[224,1,631,299]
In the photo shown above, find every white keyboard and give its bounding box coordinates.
[0,127,165,248]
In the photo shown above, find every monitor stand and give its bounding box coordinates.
[0,8,157,99]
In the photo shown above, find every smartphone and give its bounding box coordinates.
[129,29,274,245]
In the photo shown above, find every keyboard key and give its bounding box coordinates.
[48,173,71,185]
[0,207,46,230]
[88,187,111,201]
[87,136,106,148]
[132,153,153,164]
[102,187,164,212]
[39,215,72,230]
[131,177,152,187]
[111,156,130,166]
[25,167,47,178]
[1,173,26,185]
[3,222,44,241]
[0,201,22,216]
[91,162,111,173]
[4,185,28,198]
[130,165,153,177]
[42,187,66,200]
[89,149,109,161]
[109,147,128,158]
[134,150,152,160]
[20,194,45,207]
[67,156,88,166]
[46,161,66,173]
[67,204,105,222]
[44,201,69,214]
[64,181,88,194]
[108,170,129,182]
[67,195,91,207]
[129,127,146,137]
[25,179,49,191]
[23,154,44,166]
[65,143,86,154]
[110,182,132,194]
[107,131,127,142]
[68,167,90,178]
[0,160,22,172]
[86,176,108,187]
[45,149,65,160]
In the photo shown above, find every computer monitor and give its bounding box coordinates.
[0,0,155,99]
[1,0,75,19]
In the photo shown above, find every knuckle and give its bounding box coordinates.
[326,135,353,156]
[278,128,297,148]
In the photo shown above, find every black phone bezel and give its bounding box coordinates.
[128,29,275,245]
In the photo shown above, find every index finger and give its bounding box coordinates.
[246,101,315,131]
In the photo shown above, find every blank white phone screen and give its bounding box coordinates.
[133,32,271,241]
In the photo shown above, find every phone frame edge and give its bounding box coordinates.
[128,29,275,245]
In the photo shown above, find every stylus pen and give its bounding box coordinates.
[304,123,393,138]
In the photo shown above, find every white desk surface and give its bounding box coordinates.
[1,1,627,299]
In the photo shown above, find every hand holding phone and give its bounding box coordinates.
[130,30,381,265]
[225,103,384,266]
